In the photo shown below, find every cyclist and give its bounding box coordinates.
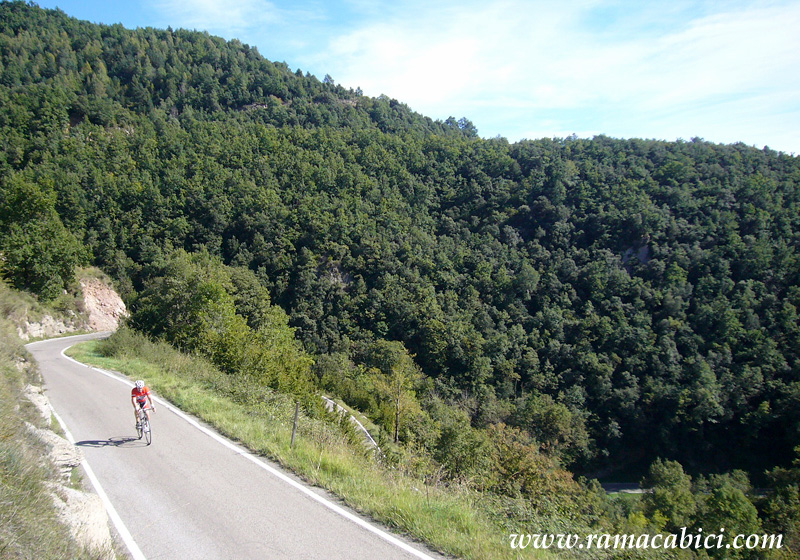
[131,380,155,428]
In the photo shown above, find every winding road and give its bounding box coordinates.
[27,333,446,560]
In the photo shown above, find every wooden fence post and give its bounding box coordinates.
[291,401,299,447]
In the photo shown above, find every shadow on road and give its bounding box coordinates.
[75,436,148,448]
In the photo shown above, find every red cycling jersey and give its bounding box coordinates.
[131,386,150,403]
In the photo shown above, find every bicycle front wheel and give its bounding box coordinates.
[143,417,151,445]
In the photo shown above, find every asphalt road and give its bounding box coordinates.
[27,333,446,560]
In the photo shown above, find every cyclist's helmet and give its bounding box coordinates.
[135,380,145,390]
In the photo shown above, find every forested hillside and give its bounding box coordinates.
[2,0,799,508]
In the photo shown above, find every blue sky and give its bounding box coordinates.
[34,0,800,154]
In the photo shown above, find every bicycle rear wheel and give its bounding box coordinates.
[143,417,151,445]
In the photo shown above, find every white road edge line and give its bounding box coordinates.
[59,345,438,560]
[48,404,148,560]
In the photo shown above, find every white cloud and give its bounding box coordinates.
[315,0,800,151]
[147,0,281,35]
[635,4,800,108]
[321,1,617,106]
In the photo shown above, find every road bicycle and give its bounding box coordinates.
[136,406,153,445]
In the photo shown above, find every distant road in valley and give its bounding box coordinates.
[27,333,446,560]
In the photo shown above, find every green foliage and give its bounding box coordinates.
[513,392,590,463]
[0,173,86,300]
[2,216,84,300]
[359,339,424,442]
[698,484,762,559]
[628,459,796,559]
[130,249,313,397]
[482,422,600,523]
[641,458,697,532]
[761,452,800,554]
[249,306,315,397]
[427,396,491,481]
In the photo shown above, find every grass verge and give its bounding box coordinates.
[67,329,554,560]
[0,309,97,559]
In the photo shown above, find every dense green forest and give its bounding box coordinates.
[2,2,800,554]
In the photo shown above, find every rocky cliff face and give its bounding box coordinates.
[80,278,127,332]
[16,277,127,340]
[17,314,81,340]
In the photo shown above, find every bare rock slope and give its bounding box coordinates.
[81,277,127,332]
[17,277,127,340]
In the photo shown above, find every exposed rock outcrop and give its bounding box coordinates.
[17,315,80,341]
[81,278,127,332]
[24,383,52,426]
[50,483,116,560]
[16,275,127,340]
[26,421,83,479]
